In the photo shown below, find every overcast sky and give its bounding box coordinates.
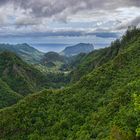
[0,0,140,48]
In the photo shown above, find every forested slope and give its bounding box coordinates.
[70,28,139,82]
[0,43,44,64]
[0,79,22,109]
[0,51,48,96]
[0,28,140,140]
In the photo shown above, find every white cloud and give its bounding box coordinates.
[0,0,139,38]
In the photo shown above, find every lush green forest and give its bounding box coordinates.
[0,28,140,140]
[0,79,22,109]
[0,51,69,108]
[0,51,49,95]
[68,28,139,82]
[0,43,44,64]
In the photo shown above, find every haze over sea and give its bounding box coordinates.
[30,43,110,53]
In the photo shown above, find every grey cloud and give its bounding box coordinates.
[87,32,119,38]
[0,0,9,5]
[117,16,140,30]
[131,16,140,26]
[0,0,139,35]
[0,28,119,38]
[19,0,140,19]
[1,0,140,19]
[15,17,41,27]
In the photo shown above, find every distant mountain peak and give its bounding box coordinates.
[60,43,94,56]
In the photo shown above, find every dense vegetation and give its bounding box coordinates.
[0,51,71,96]
[0,51,49,96]
[42,52,65,64]
[0,79,22,109]
[0,28,140,140]
[0,43,44,64]
[40,51,67,72]
[69,27,140,82]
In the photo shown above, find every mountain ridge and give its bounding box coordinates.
[0,51,48,96]
[0,79,22,109]
[60,43,94,56]
[0,28,140,139]
[0,43,44,64]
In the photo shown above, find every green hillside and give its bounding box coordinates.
[0,79,22,109]
[40,51,66,72]
[0,51,70,109]
[70,28,139,82]
[0,51,70,97]
[61,43,94,56]
[42,52,65,64]
[0,51,48,96]
[0,28,140,140]
[0,43,44,64]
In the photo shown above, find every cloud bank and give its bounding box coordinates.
[0,0,139,39]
